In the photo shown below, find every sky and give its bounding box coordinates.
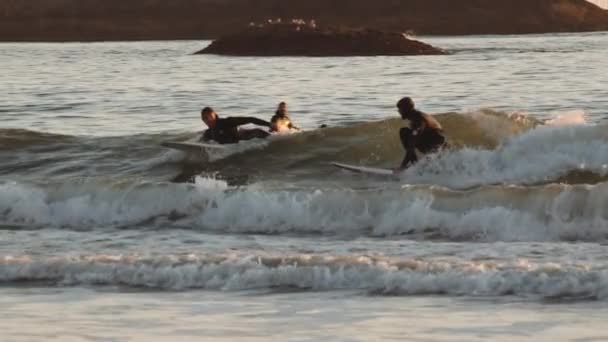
[588,0,608,9]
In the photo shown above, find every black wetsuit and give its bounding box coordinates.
[400,110,446,168]
[202,117,270,144]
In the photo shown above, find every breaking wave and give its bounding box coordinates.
[3,109,603,188]
[2,176,608,242]
[1,253,607,300]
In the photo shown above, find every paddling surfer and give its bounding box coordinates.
[200,107,271,144]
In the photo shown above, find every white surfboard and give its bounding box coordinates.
[331,162,395,176]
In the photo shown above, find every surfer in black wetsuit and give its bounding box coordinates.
[397,97,446,170]
[270,102,299,132]
[200,107,271,144]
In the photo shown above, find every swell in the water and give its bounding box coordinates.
[2,176,608,242]
[190,109,605,187]
[2,110,607,241]
[202,109,541,175]
[0,128,192,181]
[3,109,601,187]
[1,253,606,300]
[401,121,608,188]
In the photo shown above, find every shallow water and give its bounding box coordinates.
[3,288,608,341]
[1,32,608,340]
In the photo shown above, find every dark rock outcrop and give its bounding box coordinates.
[196,22,446,56]
[1,0,608,41]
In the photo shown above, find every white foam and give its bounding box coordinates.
[402,123,608,188]
[193,175,229,190]
[0,177,228,228]
[2,116,608,241]
[2,179,608,242]
[1,254,607,299]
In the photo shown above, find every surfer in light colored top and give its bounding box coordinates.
[270,102,299,132]
[396,97,446,170]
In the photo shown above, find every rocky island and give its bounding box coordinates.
[1,0,607,41]
[196,20,446,56]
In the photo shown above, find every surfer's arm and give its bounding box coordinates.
[399,127,418,169]
[225,117,272,128]
[411,118,426,138]
[200,129,212,141]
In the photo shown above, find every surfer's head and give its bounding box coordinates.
[276,102,288,117]
[397,97,415,118]
[201,107,218,128]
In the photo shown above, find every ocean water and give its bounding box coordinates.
[1,32,608,341]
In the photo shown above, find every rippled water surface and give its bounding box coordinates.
[1,32,608,340]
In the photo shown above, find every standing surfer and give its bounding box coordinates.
[396,97,446,170]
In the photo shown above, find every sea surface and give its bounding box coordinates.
[1,32,608,341]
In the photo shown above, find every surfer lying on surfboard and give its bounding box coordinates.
[397,97,447,170]
[201,107,272,144]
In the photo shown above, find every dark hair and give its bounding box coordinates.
[201,107,214,115]
[397,97,415,111]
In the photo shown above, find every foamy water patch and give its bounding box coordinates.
[403,123,608,188]
[2,180,608,242]
[0,177,228,228]
[1,253,607,300]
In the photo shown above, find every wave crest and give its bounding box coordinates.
[1,253,606,300]
[2,178,608,242]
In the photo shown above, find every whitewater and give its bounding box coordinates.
[1,32,608,340]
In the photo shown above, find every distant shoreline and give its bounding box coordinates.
[1,31,608,44]
[1,0,608,42]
